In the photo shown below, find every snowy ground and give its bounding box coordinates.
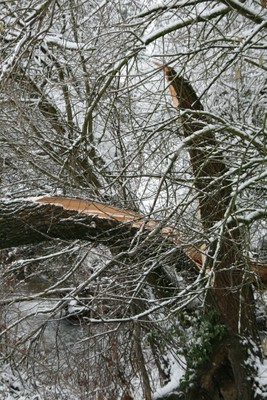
[1,358,267,400]
[1,288,267,399]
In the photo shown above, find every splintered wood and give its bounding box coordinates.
[35,196,267,283]
[35,196,179,238]
[36,196,142,224]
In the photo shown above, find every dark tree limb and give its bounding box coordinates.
[0,198,198,280]
[0,199,141,250]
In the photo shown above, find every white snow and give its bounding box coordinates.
[255,359,267,398]
[142,4,229,44]
[152,355,185,399]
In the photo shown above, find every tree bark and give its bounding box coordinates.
[0,197,198,289]
[0,199,135,250]
[162,65,261,399]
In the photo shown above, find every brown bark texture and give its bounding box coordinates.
[161,64,262,400]
[0,197,198,283]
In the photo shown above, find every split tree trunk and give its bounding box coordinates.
[162,65,261,399]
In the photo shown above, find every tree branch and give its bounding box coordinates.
[0,199,136,250]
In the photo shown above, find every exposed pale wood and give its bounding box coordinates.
[36,196,202,264]
[36,196,146,225]
[0,196,187,254]
[35,196,267,285]
[0,199,135,249]
[0,198,199,298]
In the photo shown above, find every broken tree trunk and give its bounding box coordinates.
[160,64,262,400]
[0,197,266,281]
[0,196,198,292]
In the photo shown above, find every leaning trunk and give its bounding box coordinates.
[161,65,260,399]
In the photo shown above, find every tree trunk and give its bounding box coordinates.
[161,65,261,399]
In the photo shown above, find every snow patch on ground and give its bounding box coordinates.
[152,355,185,399]
[255,359,267,398]
[0,364,39,400]
[0,363,81,400]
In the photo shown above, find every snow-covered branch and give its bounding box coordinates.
[142,4,230,45]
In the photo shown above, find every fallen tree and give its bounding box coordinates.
[1,196,266,283]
